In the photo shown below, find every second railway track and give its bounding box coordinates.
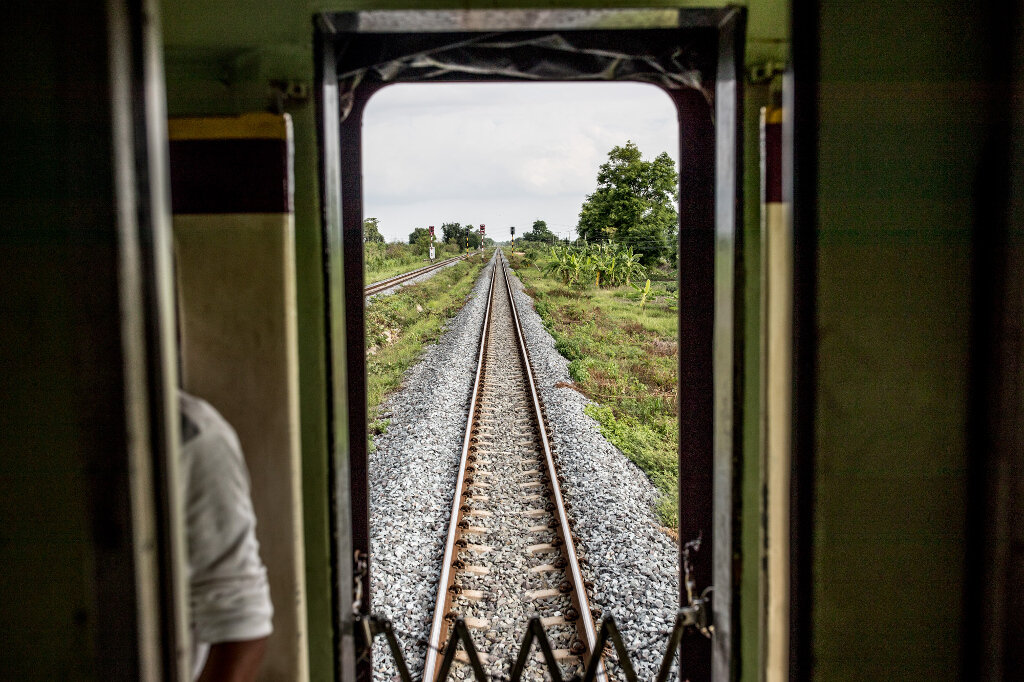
[365,254,472,297]
[423,251,601,682]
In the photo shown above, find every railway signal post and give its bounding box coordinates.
[479,224,485,251]
[429,225,435,261]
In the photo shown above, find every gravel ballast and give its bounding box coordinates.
[369,253,680,681]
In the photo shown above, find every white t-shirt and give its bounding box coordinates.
[179,392,273,679]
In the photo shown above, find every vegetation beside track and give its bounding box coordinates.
[365,252,489,430]
[364,240,471,285]
[506,245,680,528]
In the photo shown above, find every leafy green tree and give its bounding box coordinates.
[363,217,385,243]
[408,227,429,245]
[522,219,556,243]
[441,222,463,244]
[577,141,678,265]
[442,222,482,249]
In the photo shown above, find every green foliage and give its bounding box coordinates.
[632,278,652,310]
[363,217,385,243]
[408,226,429,246]
[553,333,583,361]
[584,404,678,527]
[365,254,488,419]
[577,141,678,266]
[522,218,556,243]
[544,243,646,290]
[511,258,679,527]
[441,221,482,249]
[364,241,418,282]
[568,359,590,383]
[365,240,471,284]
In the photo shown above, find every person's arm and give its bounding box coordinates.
[197,637,269,682]
[181,394,274,682]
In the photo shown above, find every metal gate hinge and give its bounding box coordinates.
[680,586,714,639]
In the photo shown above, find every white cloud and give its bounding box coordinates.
[362,82,678,242]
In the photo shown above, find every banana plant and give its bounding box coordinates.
[631,278,652,311]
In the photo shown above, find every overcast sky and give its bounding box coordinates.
[362,82,679,244]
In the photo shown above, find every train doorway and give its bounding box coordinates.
[316,9,745,682]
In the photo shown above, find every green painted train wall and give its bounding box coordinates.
[811,1,992,677]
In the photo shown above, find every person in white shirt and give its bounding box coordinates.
[179,391,273,682]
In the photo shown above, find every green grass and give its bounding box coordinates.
[365,253,488,425]
[363,241,470,285]
[508,247,681,528]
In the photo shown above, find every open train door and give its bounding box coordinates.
[314,9,746,681]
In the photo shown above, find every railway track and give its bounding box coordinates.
[365,254,471,297]
[423,251,601,682]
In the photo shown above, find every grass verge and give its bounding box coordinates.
[508,249,680,528]
[364,242,470,285]
[365,252,488,430]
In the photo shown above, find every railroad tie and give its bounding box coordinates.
[527,543,558,554]
[526,588,560,601]
[463,616,490,630]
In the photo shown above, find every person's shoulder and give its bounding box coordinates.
[179,390,238,448]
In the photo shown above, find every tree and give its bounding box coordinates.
[576,141,678,265]
[363,217,384,243]
[441,222,463,245]
[522,219,555,243]
[442,222,482,249]
[408,227,429,245]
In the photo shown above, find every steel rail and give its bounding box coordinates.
[364,254,470,296]
[423,251,603,682]
[497,255,603,680]
[422,258,498,682]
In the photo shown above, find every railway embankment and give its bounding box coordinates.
[368,252,678,682]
